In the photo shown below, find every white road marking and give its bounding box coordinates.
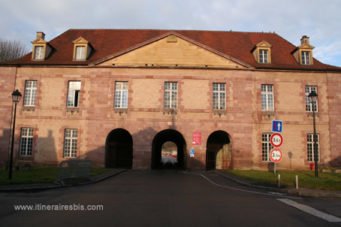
[199,173,297,199]
[278,198,341,223]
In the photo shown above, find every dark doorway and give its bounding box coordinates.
[151,129,186,169]
[206,130,231,170]
[105,128,133,168]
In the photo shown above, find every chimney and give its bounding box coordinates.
[36,32,45,40]
[301,35,310,45]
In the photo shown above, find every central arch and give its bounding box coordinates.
[151,129,186,169]
[105,128,133,168]
[206,130,231,170]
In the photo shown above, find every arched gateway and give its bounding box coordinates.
[105,128,133,168]
[151,129,186,169]
[206,130,231,170]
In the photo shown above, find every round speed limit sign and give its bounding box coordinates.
[270,133,283,147]
[270,148,282,163]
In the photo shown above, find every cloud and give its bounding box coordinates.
[0,0,340,66]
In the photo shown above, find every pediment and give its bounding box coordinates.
[73,37,89,44]
[31,38,47,45]
[256,41,272,48]
[97,34,250,69]
[299,43,314,49]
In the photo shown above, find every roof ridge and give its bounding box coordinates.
[65,28,278,34]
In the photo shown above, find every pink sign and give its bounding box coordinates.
[192,132,202,145]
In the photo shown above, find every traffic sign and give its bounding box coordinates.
[190,148,195,157]
[270,148,282,163]
[192,131,202,145]
[272,120,283,133]
[270,133,283,147]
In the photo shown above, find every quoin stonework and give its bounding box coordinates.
[0,29,340,170]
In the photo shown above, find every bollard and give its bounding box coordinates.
[277,174,281,188]
[295,175,299,189]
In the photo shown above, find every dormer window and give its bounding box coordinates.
[253,41,272,64]
[259,49,269,64]
[294,35,314,65]
[73,37,91,61]
[31,32,51,61]
[33,46,44,60]
[301,51,311,65]
[75,45,86,61]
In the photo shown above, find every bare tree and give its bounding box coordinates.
[0,39,28,63]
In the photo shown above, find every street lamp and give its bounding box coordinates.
[308,90,318,177]
[8,89,22,180]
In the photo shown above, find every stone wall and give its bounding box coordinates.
[0,66,339,170]
[0,67,16,167]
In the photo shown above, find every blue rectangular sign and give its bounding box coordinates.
[272,120,283,133]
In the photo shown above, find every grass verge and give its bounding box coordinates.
[226,170,341,191]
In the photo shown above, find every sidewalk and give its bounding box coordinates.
[0,169,126,193]
[216,170,341,198]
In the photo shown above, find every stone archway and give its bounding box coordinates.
[151,129,186,169]
[105,128,133,168]
[206,130,231,170]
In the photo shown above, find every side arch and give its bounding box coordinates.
[206,130,231,170]
[105,128,133,168]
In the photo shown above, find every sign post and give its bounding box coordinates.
[270,148,282,174]
[271,120,283,174]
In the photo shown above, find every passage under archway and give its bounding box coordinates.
[206,130,231,170]
[105,128,133,168]
[152,129,186,169]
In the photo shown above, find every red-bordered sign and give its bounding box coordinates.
[270,133,283,147]
[192,131,202,145]
[270,148,282,163]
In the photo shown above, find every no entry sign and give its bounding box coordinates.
[270,148,282,163]
[270,133,283,147]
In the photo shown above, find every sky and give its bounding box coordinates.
[0,0,340,66]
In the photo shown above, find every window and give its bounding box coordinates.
[114,81,128,109]
[67,81,81,108]
[75,46,86,61]
[63,129,78,158]
[259,49,268,64]
[262,133,273,161]
[72,37,91,61]
[213,83,226,110]
[164,82,177,109]
[24,80,37,107]
[19,128,33,156]
[305,85,318,112]
[261,84,274,111]
[301,51,311,65]
[34,46,44,60]
[253,41,272,64]
[307,133,319,162]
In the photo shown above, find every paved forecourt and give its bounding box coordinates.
[0,170,339,227]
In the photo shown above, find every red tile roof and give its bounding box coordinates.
[4,29,341,71]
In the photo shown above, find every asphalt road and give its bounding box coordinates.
[0,170,340,227]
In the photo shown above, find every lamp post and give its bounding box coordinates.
[308,90,318,177]
[8,89,22,180]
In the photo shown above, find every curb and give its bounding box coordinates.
[215,171,286,193]
[215,171,341,198]
[287,188,341,198]
[0,169,127,193]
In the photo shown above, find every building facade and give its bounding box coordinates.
[0,29,340,170]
